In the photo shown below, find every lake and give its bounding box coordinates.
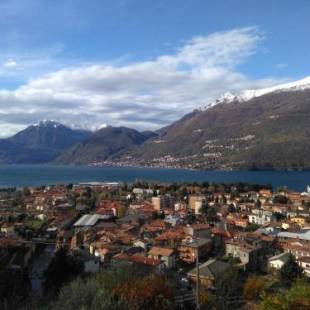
[0,165,309,191]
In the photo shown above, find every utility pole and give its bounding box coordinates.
[196,247,200,310]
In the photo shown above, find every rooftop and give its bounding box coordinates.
[188,259,230,279]
[277,229,310,242]
[74,214,106,227]
[148,246,174,257]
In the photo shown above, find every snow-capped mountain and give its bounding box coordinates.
[10,121,91,151]
[33,120,63,128]
[202,75,310,110]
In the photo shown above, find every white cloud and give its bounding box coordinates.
[0,27,285,137]
[275,63,288,69]
[0,44,66,80]
[3,59,18,68]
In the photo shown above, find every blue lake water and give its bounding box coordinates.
[0,165,309,191]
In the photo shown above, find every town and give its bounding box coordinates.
[0,180,309,309]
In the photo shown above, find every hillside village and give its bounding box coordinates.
[0,181,310,308]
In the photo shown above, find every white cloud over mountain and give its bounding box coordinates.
[0,27,285,137]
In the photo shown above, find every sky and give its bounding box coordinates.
[0,0,309,137]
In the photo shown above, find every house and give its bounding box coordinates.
[189,195,207,214]
[268,252,290,270]
[280,241,310,259]
[290,216,307,227]
[178,237,212,263]
[90,243,120,264]
[297,257,310,277]
[133,188,153,198]
[287,192,304,206]
[0,224,15,236]
[259,189,272,198]
[164,214,181,227]
[187,259,230,288]
[133,239,149,249]
[148,246,176,268]
[225,240,261,271]
[112,252,164,274]
[154,227,186,247]
[152,195,174,211]
[234,217,249,229]
[141,220,169,239]
[248,209,273,225]
[184,224,211,239]
[73,214,109,228]
[277,229,310,245]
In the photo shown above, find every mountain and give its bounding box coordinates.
[201,76,310,110]
[54,126,157,164]
[111,78,310,170]
[10,120,90,150]
[2,76,310,169]
[0,121,91,164]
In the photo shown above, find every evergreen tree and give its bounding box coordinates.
[280,254,303,285]
[43,247,84,296]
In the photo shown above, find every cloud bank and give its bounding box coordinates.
[0,27,283,137]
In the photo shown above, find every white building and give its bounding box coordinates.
[268,252,290,270]
[297,257,310,277]
[248,209,273,225]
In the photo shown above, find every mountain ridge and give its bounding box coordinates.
[201,75,310,110]
[1,75,310,169]
[111,87,310,170]
[0,122,91,164]
[54,126,157,164]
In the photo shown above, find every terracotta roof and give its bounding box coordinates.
[148,246,174,257]
[155,228,186,242]
[298,256,310,263]
[114,252,161,266]
[281,242,310,253]
[190,223,210,230]
[130,254,161,266]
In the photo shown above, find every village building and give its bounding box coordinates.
[187,259,230,288]
[148,246,176,268]
[268,252,290,270]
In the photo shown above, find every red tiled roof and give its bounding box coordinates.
[148,246,174,257]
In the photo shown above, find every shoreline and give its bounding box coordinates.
[2,162,310,173]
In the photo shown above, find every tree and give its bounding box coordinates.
[199,202,208,215]
[273,195,288,204]
[22,186,31,196]
[114,274,173,310]
[259,279,310,310]
[255,199,262,209]
[246,223,260,232]
[0,269,31,309]
[276,186,288,193]
[243,275,266,301]
[215,266,244,307]
[206,207,217,222]
[52,265,174,310]
[280,254,303,285]
[228,204,236,213]
[43,247,84,297]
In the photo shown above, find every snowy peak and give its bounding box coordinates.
[10,120,91,151]
[34,120,64,129]
[203,75,310,110]
[237,75,310,101]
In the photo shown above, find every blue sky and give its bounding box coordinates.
[0,0,309,136]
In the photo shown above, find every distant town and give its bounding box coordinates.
[0,180,310,309]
